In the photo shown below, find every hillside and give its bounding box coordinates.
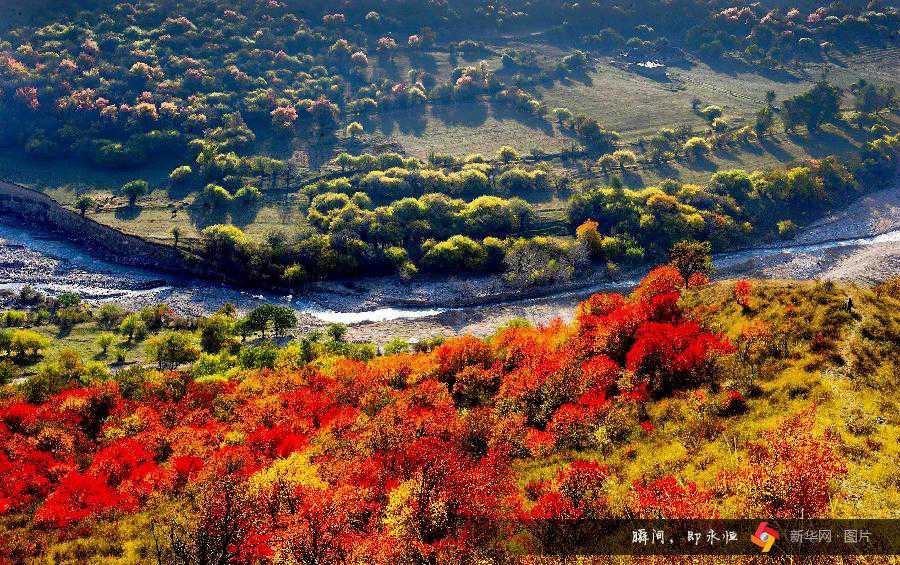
[0,269,897,561]
[0,0,897,292]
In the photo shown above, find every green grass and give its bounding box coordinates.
[8,322,150,378]
[374,100,571,158]
[0,146,311,244]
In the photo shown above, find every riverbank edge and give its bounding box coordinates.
[0,179,221,279]
[2,177,897,314]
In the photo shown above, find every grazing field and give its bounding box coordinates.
[377,100,571,158]
[0,148,309,244]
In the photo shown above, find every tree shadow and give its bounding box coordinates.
[13,354,42,368]
[622,171,646,188]
[409,52,438,73]
[650,160,682,180]
[114,205,141,221]
[491,103,554,136]
[570,69,595,86]
[832,122,871,144]
[802,128,858,158]
[703,57,745,77]
[377,59,401,81]
[264,135,296,161]
[166,182,196,201]
[432,101,489,128]
[377,108,429,138]
[754,65,804,83]
[757,137,794,163]
[683,157,717,172]
[231,203,262,228]
[713,147,740,162]
[188,202,228,230]
[703,56,801,83]
[304,137,339,170]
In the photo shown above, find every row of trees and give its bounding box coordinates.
[570,132,900,257]
[188,130,899,289]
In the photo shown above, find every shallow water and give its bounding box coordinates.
[0,221,437,323]
[1,219,898,324]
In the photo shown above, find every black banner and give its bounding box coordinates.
[514,519,900,555]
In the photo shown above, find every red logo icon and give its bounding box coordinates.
[751,522,779,552]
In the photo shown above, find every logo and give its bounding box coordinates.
[751,522,779,553]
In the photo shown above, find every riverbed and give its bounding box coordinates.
[1,184,897,343]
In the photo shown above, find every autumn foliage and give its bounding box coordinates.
[0,268,852,561]
[733,279,753,310]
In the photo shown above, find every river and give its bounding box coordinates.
[1,183,898,339]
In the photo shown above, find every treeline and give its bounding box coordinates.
[191,132,898,290]
[550,1,898,70]
[315,148,553,199]
[570,133,900,257]
[197,192,587,288]
[0,284,381,395]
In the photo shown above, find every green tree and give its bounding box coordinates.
[325,323,347,342]
[199,314,236,353]
[120,313,148,343]
[781,82,842,132]
[121,179,149,206]
[498,146,519,163]
[0,359,18,385]
[346,121,363,138]
[0,329,12,356]
[283,264,307,291]
[754,106,774,135]
[145,331,200,370]
[76,195,95,216]
[701,105,723,122]
[244,304,297,339]
[552,107,573,125]
[597,154,618,176]
[612,149,637,173]
[57,292,80,309]
[95,333,115,356]
[3,310,27,327]
[97,304,125,329]
[11,329,50,358]
[668,240,713,280]
[24,349,85,402]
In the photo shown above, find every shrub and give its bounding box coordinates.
[776,220,797,239]
[731,408,847,518]
[170,165,193,183]
[10,329,50,357]
[700,105,723,122]
[683,137,711,161]
[3,310,28,327]
[423,236,488,272]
